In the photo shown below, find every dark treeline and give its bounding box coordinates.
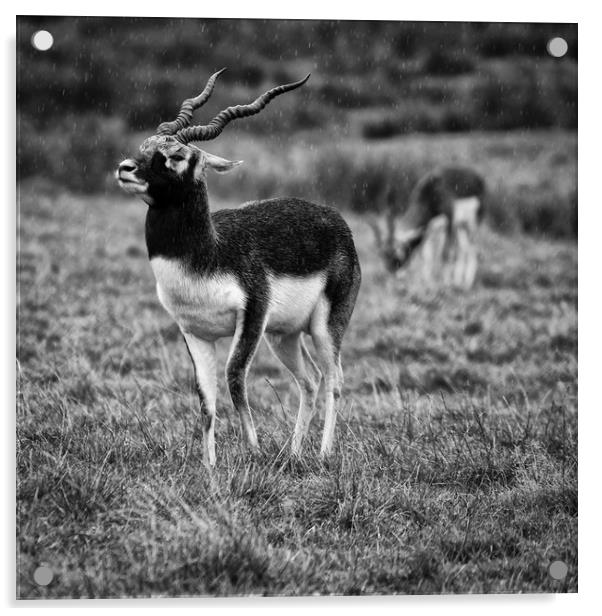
[18,17,576,135]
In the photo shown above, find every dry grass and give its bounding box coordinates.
[17,178,576,597]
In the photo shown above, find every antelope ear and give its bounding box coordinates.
[202,151,244,174]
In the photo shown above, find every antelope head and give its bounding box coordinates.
[116,69,310,206]
[369,209,424,274]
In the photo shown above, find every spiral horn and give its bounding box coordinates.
[175,74,310,143]
[156,68,227,136]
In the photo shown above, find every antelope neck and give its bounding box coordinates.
[145,180,217,270]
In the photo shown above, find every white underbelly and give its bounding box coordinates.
[150,257,326,340]
[265,272,326,335]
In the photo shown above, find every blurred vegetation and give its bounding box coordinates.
[17,17,577,238]
[17,17,577,132]
[202,130,577,239]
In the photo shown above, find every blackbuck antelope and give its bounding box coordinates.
[116,70,361,466]
[370,166,485,289]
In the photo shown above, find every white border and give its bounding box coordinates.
[5,2,595,614]
[10,1,583,22]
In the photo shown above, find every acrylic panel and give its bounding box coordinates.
[16,16,577,598]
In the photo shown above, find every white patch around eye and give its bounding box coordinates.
[164,156,190,175]
[164,151,189,175]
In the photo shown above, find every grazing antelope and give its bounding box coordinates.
[116,70,361,466]
[370,166,485,289]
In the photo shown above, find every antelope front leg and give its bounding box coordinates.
[182,333,217,468]
[463,234,478,289]
[420,235,436,287]
[453,226,473,289]
[421,216,447,287]
[451,226,467,288]
[226,300,267,452]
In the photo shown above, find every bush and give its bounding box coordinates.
[17,18,577,135]
[422,49,475,75]
[473,60,577,131]
[485,185,577,239]
[361,105,445,139]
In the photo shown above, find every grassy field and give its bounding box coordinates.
[17,168,577,596]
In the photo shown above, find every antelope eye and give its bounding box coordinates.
[170,154,186,162]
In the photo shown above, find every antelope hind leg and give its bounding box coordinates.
[265,332,320,456]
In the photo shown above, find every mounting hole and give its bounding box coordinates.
[31,30,54,51]
[547,37,568,58]
[33,565,54,586]
[548,560,568,581]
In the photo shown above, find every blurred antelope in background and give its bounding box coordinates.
[370,166,485,289]
[116,70,361,467]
